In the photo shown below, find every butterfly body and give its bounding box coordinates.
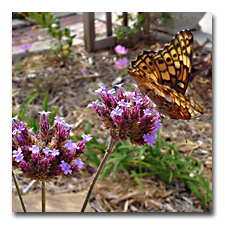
[128,29,204,120]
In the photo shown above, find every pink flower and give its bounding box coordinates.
[79,68,88,75]
[18,43,32,52]
[115,57,128,69]
[115,45,128,55]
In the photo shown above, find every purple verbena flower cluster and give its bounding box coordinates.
[12,112,92,181]
[87,84,162,146]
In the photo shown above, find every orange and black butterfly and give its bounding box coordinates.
[128,29,204,120]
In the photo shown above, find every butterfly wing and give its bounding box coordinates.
[153,30,193,95]
[128,30,193,95]
[128,30,203,120]
[128,50,160,94]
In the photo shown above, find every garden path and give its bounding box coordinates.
[12,12,212,59]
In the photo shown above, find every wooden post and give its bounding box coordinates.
[144,12,150,36]
[122,12,128,26]
[83,12,95,52]
[106,12,112,37]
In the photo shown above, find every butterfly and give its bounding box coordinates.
[128,29,204,120]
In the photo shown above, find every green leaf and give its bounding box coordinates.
[128,14,135,21]
[49,102,59,126]
[131,170,143,189]
[19,92,39,121]
[27,12,40,22]
[186,180,208,211]
[138,148,145,174]
[57,30,63,41]
[85,119,91,134]
[84,150,101,168]
[54,19,61,27]
[71,34,76,39]
[161,12,171,19]
[110,159,121,182]
[137,13,145,22]
[50,39,60,52]
[168,171,173,182]
[28,116,39,132]
[41,12,46,24]
[42,91,49,112]
[64,28,70,37]
[115,15,123,21]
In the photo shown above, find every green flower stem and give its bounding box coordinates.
[81,136,119,212]
[41,181,46,212]
[12,170,26,212]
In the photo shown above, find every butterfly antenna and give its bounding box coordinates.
[179,121,187,143]
[180,127,187,143]
[179,120,187,143]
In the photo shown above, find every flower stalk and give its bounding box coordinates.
[82,83,162,211]
[12,170,26,212]
[41,181,46,212]
[12,111,92,212]
[81,136,119,212]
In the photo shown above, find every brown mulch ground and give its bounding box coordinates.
[12,39,212,212]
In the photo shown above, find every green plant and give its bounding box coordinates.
[12,12,28,19]
[41,91,59,126]
[26,12,76,66]
[155,12,174,28]
[83,124,212,211]
[12,91,59,132]
[75,119,107,168]
[114,13,145,45]
[139,139,211,211]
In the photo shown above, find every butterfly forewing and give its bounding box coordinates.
[128,29,204,120]
[130,50,159,82]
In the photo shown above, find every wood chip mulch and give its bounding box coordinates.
[12,38,212,212]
